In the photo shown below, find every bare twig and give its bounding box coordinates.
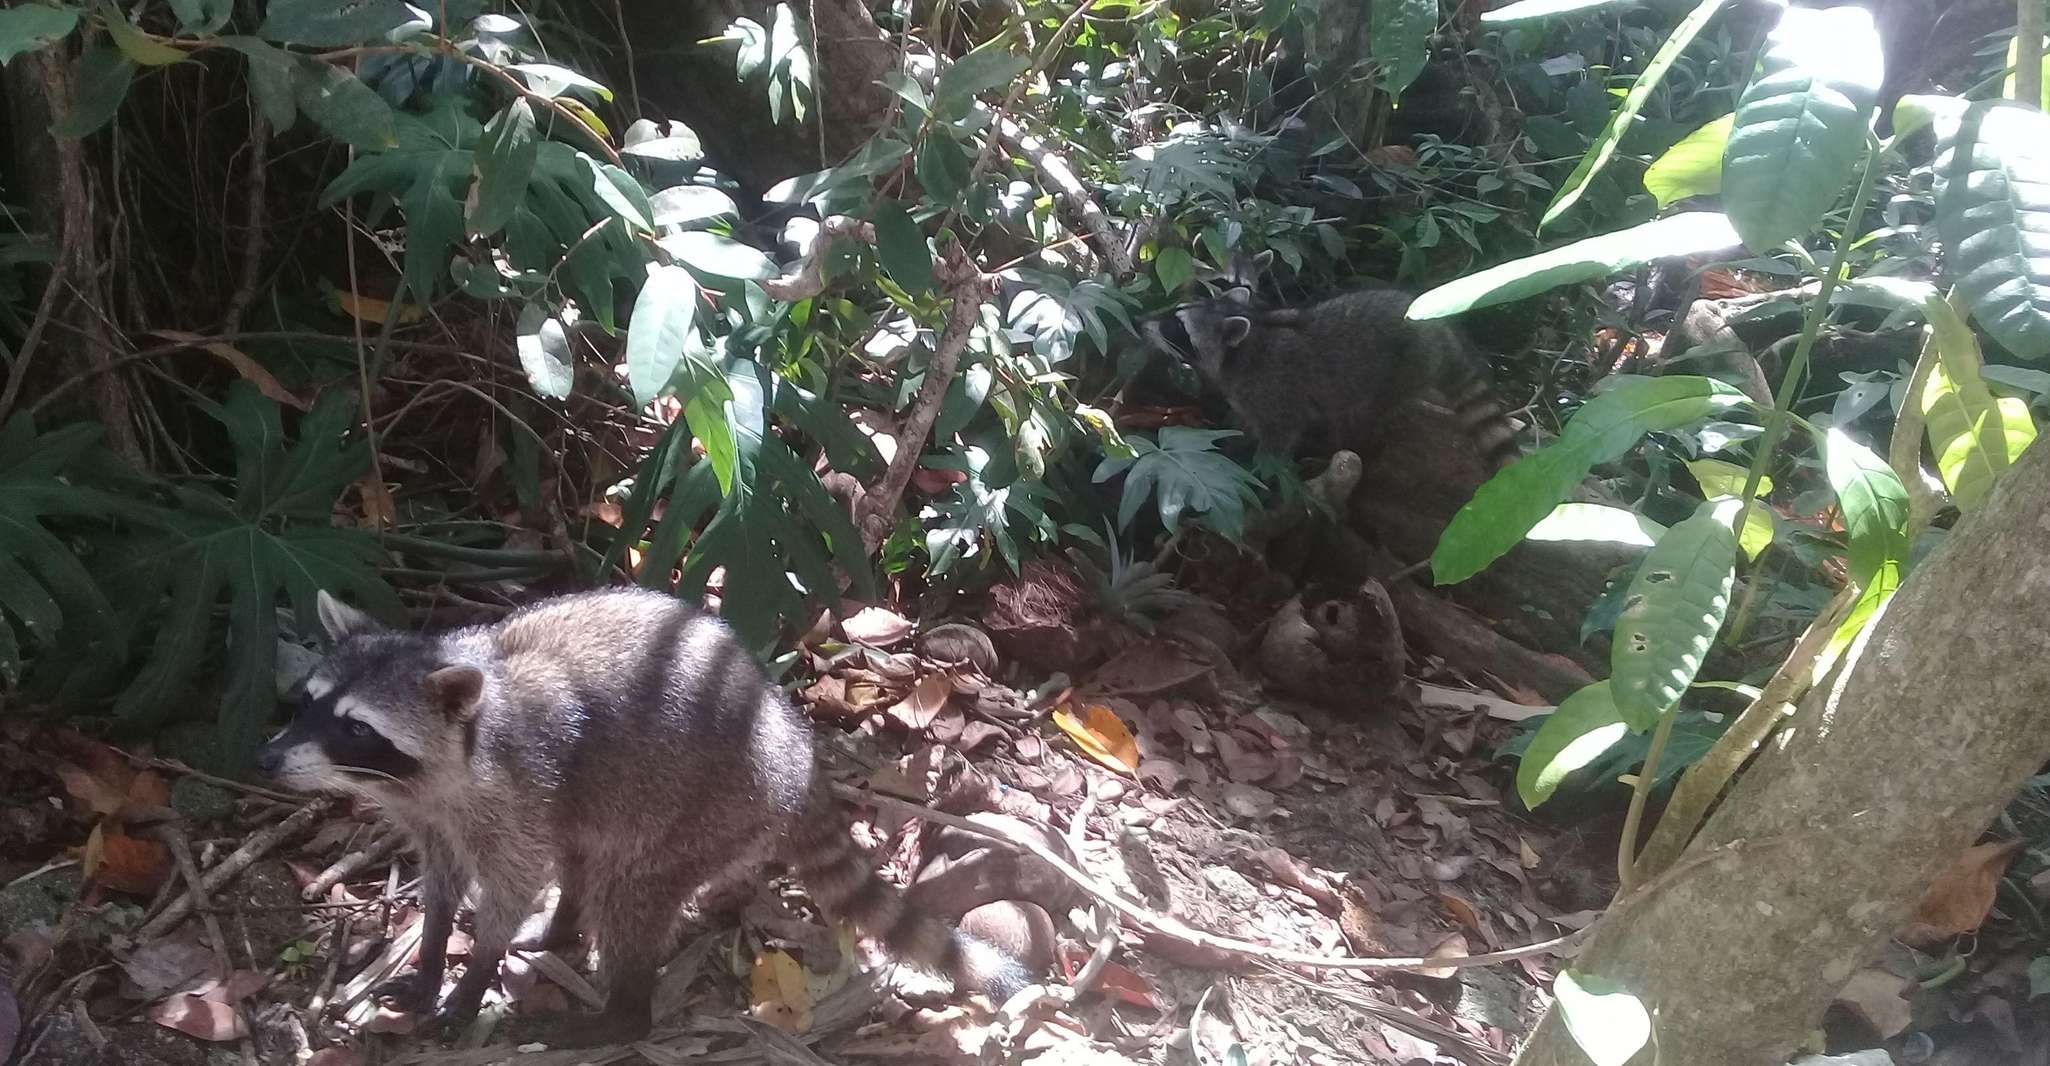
[156,823,229,958]
[219,99,271,334]
[302,831,403,901]
[306,914,352,1022]
[836,784,1583,973]
[857,239,986,554]
[111,747,305,804]
[140,800,334,940]
[988,112,1132,277]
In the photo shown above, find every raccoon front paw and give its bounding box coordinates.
[423,972,493,1038]
[369,974,438,1015]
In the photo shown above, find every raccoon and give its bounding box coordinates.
[1141,276,1520,470]
[257,588,1028,1046]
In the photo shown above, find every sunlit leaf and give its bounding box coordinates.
[625,263,700,407]
[515,303,573,399]
[1611,503,1736,729]
[1515,682,1627,809]
[1526,503,1665,548]
[1722,4,1883,252]
[1483,0,1636,21]
[649,185,737,228]
[661,231,778,281]
[1409,213,1741,319]
[1053,702,1141,772]
[510,62,612,101]
[1816,426,1908,665]
[1539,0,1730,229]
[1555,970,1652,1066]
[1644,113,1731,208]
[1933,102,2050,360]
[1684,457,1770,499]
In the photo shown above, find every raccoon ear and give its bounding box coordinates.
[1251,249,1274,271]
[317,590,384,643]
[423,666,486,720]
[1220,316,1253,348]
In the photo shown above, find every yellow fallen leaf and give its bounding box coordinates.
[332,290,424,326]
[1052,703,1139,773]
[748,949,812,1032]
[149,330,307,410]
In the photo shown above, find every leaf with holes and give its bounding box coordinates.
[1515,682,1627,809]
[1933,102,2050,361]
[1410,213,1742,319]
[1722,4,1884,252]
[1539,0,1730,229]
[1610,504,1736,729]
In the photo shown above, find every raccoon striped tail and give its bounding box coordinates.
[1441,360,1522,472]
[788,789,1031,1001]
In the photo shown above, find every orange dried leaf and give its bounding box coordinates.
[148,330,308,410]
[1052,703,1139,773]
[58,762,126,817]
[88,825,172,895]
[1906,840,2026,943]
[333,290,423,325]
[748,949,813,1032]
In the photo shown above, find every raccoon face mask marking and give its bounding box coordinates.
[258,679,424,790]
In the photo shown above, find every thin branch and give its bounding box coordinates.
[219,99,272,335]
[139,800,333,940]
[988,111,1132,277]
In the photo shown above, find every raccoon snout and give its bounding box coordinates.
[255,738,289,777]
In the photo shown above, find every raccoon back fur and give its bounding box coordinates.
[257,588,1028,1045]
[1142,280,1520,470]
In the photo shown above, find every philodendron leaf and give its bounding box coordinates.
[1645,113,1732,208]
[1539,0,1729,229]
[1432,376,1751,584]
[470,100,537,238]
[1722,3,1883,253]
[1933,102,2050,361]
[1555,970,1653,1066]
[1409,213,1741,320]
[1515,681,1627,809]
[1611,502,1736,729]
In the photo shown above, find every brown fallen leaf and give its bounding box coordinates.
[356,475,397,530]
[120,939,218,999]
[1903,839,2026,945]
[79,824,171,896]
[1418,931,1469,980]
[1052,703,1140,773]
[748,949,813,1032]
[1220,783,1276,819]
[1138,757,1187,792]
[1437,893,1482,934]
[1213,732,1277,784]
[57,761,127,818]
[884,673,954,732]
[147,994,247,1042]
[1087,640,1212,695]
[842,605,915,646]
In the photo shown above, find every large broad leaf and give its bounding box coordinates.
[1370,0,1435,96]
[0,418,128,686]
[1645,113,1732,208]
[1933,102,2050,361]
[53,43,133,138]
[660,231,778,281]
[1818,426,1909,665]
[0,4,80,66]
[650,185,738,229]
[1539,0,1729,229]
[1094,427,1263,542]
[469,100,536,238]
[293,57,398,149]
[1526,503,1665,547]
[625,263,700,407]
[259,0,420,46]
[1610,503,1736,729]
[99,2,186,66]
[1721,4,1883,253]
[1554,971,1652,1066]
[1515,681,1628,809]
[112,386,393,762]
[1432,376,1751,583]
[872,201,933,295]
[1408,212,1741,320]
[1483,0,1636,21]
[219,37,297,129]
[515,302,573,399]
[933,34,1029,121]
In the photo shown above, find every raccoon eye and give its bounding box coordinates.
[345,720,373,739]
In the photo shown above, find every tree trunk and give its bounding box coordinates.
[1512,439,2050,1065]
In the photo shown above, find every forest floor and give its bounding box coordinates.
[0,562,1629,1066]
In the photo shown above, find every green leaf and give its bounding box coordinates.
[1432,376,1751,584]
[259,0,420,46]
[660,231,778,281]
[1482,0,1636,21]
[1933,102,2050,360]
[1095,427,1263,542]
[1539,0,1730,229]
[1721,4,1884,253]
[1515,682,1628,809]
[934,35,1029,121]
[0,4,80,66]
[509,62,613,101]
[167,0,233,34]
[1155,247,1195,294]
[1409,212,1741,320]
[1369,0,1435,96]
[1684,457,1771,498]
[1817,426,1908,664]
[1554,970,1653,1066]
[649,185,737,228]
[99,2,186,65]
[622,118,703,163]
[579,156,653,233]
[293,59,398,149]
[1525,503,1664,547]
[1644,113,1731,208]
[916,134,972,202]
[1611,503,1737,729]
[515,303,573,399]
[873,201,933,295]
[625,263,700,407]
[52,43,133,137]
[470,100,536,238]
[220,38,296,129]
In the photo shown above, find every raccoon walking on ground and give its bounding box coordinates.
[1142,257,1520,470]
[257,588,1028,1046]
